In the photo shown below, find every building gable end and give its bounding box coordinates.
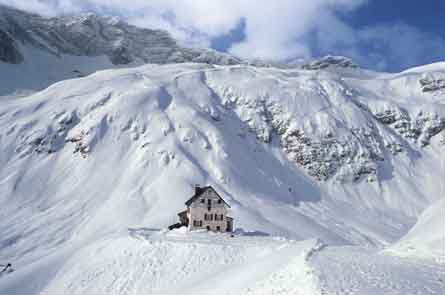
[185,186,231,208]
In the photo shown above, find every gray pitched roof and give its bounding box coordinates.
[185,186,231,208]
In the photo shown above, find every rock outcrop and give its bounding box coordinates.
[0,29,23,64]
[302,56,358,71]
[419,77,445,92]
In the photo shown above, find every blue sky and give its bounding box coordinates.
[333,0,445,71]
[350,1,444,30]
[209,1,445,71]
[3,0,445,72]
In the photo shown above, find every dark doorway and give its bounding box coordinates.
[227,219,233,232]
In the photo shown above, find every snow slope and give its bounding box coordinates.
[0,229,321,295]
[390,198,445,260]
[43,231,320,295]
[0,61,444,293]
[310,246,445,294]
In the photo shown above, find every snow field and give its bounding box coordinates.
[36,230,320,295]
[309,246,445,295]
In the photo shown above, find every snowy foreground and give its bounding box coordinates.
[1,229,444,295]
[0,61,445,294]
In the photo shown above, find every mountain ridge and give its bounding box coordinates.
[0,3,242,66]
[0,4,246,96]
[0,5,367,96]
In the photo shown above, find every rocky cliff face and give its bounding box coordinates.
[0,29,23,63]
[0,5,242,66]
[301,55,358,71]
[205,66,445,183]
[420,77,445,92]
[370,107,445,147]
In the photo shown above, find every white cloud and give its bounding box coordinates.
[0,0,81,15]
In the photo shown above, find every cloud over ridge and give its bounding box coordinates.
[2,0,445,71]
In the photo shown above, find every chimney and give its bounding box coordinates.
[194,184,201,194]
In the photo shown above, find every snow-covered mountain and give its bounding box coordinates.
[0,61,444,294]
[0,5,363,97]
[0,4,246,96]
[1,5,445,295]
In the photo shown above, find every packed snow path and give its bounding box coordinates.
[309,246,445,295]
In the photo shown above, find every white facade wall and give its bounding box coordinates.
[188,188,229,232]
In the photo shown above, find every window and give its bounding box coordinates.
[210,214,213,221]
[204,213,209,221]
[217,199,222,204]
[206,226,211,231]
[207,199,212,211]
[193,220,202,227]
[199,220,202,227]
[200,199,205,203]
[220,214,223,220]
[216,226,221,231]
